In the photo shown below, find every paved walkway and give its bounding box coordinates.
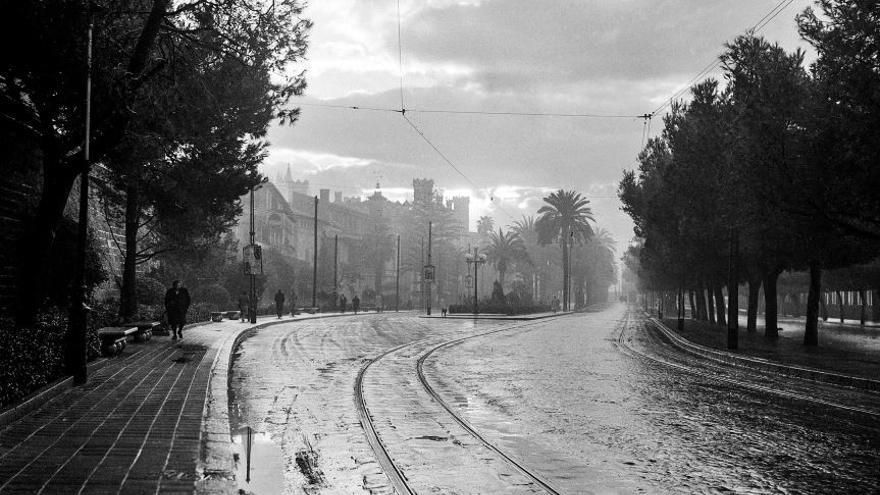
[0,315,299,494]
[662,313,880,381]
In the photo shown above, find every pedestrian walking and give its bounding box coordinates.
[340,294,347,313]
[289,289,298,317]
[352,295,360,314]
[274,289,285,318]
[238,291,249,322]
[164,280,191,340]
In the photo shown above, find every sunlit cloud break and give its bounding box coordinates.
[265,148,377,175]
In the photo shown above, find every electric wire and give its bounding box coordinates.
[650,0,800,118]
[397,0,405,110]
[297,102,403,113]
[408,108,640,119]
[400,115,513,220]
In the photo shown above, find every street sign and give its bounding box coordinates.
[243,244,263,275]
[423,264,435,282]
[465,274,473,288]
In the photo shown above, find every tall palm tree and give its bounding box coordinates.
[477,215,495,237]
[536,190,595,311]
[510,215,544,300]
[486,228,529,287]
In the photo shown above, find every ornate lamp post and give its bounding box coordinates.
[465,247,487,314]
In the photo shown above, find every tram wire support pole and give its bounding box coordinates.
[69,10,94,385]
[249,187,257,323]
[395,234,400,312]
[312,195,318,308]
[426,221,432,315]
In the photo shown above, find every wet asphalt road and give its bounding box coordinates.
[228,305,880,494]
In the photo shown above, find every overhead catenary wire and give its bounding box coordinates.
[650,0,800,118]
[396,0,405,110]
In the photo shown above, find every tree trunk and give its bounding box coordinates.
[689,290,697,319]
[764,269,780,339]
[820,292,828,321]
[120,181,140,321]
[714,285,726,326]
[836,290,844,323]
[859,289,866,327]
[15,163,79,328]
[872,289,879,323]
[696,283,708,320]
[804,261,821,346]
[706,286,716,324]
[747,277,761,333]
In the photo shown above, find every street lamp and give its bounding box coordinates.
[464,247,487,314]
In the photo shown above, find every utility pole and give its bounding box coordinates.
[473,247,479,314]
[420,237,424,311]
[333,234,338,309]
[69,13,94,385]
[312,195,318,308]
[395,234,400,312]
[249,187,257,323]
[426,222,432,315]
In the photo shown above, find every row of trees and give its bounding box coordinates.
[619,0,880,346]
[2,1,311,331]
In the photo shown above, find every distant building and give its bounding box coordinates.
[233,167,475,307]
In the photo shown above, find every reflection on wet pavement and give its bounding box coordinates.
[229,426,286,494]
[228,306,880,494]
[424,305,880,494]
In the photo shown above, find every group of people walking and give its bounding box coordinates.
[339,294,361,314]
[237,289,299,321]
[163,278,373,338]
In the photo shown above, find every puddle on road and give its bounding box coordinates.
[230,426,286,494]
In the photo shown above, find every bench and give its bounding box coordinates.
[210,312,224,322]
[125,320,160,342]
[96,326,137,357]
[297,307,319,314]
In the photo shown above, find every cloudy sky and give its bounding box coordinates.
[263,0,817,253]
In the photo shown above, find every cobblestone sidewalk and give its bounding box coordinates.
[0,318,273,494]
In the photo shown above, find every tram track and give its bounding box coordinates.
[415,322,562,495]
[354,317,567,495]
[614,310,880,420]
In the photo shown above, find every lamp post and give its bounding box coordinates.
[465,247,487,314]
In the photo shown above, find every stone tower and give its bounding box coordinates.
[450,196,470,232]
[413,178,434,206]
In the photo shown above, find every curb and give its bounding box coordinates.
[419,311,572,321]
[195,312,366,494]
[647,317,880,393]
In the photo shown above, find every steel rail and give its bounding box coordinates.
[614,311,880,419]
[355,316,569,494]
[354,339,421,495]
[414,319,564,495]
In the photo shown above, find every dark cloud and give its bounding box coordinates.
[399,0,810,92]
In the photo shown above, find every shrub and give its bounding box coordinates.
[193,283,231,308]
[137,277,166,306]
[187,302,216,323]
[448,301,551,316]
[0,303,113,409]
